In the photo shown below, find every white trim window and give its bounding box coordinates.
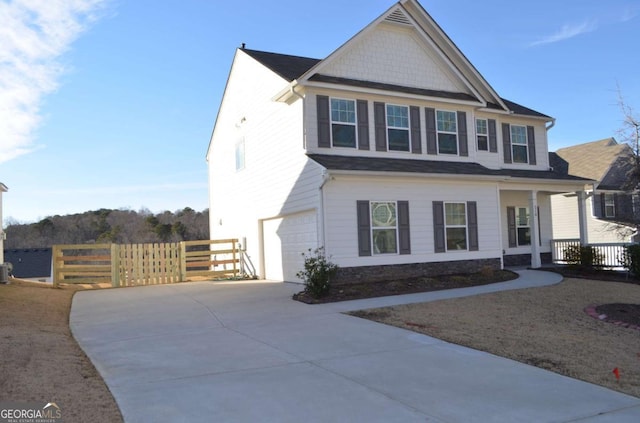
[330,98,357,148]
[371,201,398,254]
[437,110,458,154]
[476,118,488,151]
[235,137,245,171]
[516,207,531,246]
[510,125,528,163]
[445,202,467,250]
[386,104,410,152]
[604,193,615,218]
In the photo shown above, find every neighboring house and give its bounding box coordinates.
[0,182,7,265]
[551,138,639,243]
[3,248,52,279]
[207,0,590,283]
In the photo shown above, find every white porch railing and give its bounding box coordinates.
[550,239,635,269]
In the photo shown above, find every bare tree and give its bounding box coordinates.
[617,87,640,191]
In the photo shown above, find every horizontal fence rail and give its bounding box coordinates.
[53,239,247,287]
[551,239,635,269]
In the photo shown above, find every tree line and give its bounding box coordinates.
[4,207,209,249]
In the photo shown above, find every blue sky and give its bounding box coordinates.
[1,0,638,224]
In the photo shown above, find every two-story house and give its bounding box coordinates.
[207,0,589,283]
[551,138,639,243]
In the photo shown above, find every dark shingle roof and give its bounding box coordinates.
[4,248,52,278]
[308,154,590,182]
[242,48,548,118]
[241,48,320,81]
[555,138,634,189]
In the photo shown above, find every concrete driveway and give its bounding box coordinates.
[70,270,640,422]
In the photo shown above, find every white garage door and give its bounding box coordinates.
[263,211,318,282]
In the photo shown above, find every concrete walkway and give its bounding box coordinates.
[70,270,640,422]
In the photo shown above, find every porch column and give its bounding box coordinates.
[529,190,541,268]
[576,191,589,245]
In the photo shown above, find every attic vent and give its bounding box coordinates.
[385,8,412,26]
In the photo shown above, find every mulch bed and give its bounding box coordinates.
[546,266,638,283]
[293,269,518,304]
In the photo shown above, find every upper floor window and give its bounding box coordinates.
[445,202,467,250]
[476,118,488,151]
[510,125,528,163]
[386,104,410,152]
[235,138,245,171]
[330,98,356,148]
[604,194,615,218]
[437,110,458,154]
[371,201,398,254]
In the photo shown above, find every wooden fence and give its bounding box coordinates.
[52,239,243,287]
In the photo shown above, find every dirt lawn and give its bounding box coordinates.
[0,280,123,422]
[351,278,640,398]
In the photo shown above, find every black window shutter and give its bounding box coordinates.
[357,201,372,256]
[398,201,411,254]
[527,126,536,165]
[317,95,330,148]
[502,123,512,163]
[507,206,517,248]
[433,201,445,253]
[488,119,497,153]
[374,102,387,152]
[593,193,603,218]
[467,201,478,251]
[457,111,468,157]
[425,108,437,155]
[410,106,422,154]
[357,100,369,150]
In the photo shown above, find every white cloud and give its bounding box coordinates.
[530,20,598,47]
[0,0,109,164]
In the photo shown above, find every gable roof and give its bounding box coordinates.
[241,47,548,119]
[308,154,589,183]
[555,138,634,189]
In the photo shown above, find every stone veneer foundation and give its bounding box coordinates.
[333,258,501,285]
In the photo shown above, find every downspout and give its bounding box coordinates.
[290,82,306,148]
[318,171,330,249]
[545,118,556,132]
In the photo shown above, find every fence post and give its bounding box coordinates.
[179,241,187,282]
[52,245,60,287]
[110,244,120,287]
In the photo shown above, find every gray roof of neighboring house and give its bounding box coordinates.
[3,248,52,278]
[308,154,589,182]
[555,138,634,190]
[241,48,549,119]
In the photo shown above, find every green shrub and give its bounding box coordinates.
[296,247,339,299]
[563,245,604,269]
[619,244,640,279]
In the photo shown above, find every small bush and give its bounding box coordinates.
[619,244,640,279]
[296,247,339,299]
[563,245,604,269]
[479,266,495,278]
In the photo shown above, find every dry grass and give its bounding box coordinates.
[351,278,640,398]
[0,279,123,422]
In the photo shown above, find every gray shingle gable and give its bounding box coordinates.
[242,47,546,118]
